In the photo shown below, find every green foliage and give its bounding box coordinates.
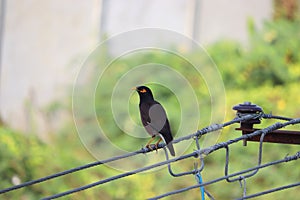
[208,18,300,89]
[0,127,111,199]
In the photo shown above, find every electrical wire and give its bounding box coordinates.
[0,114,259,195]
[235,182,300,200]
[148,152,300,199]
[0,113,299,199]
[42,151,199,199]
[44,118,300,199]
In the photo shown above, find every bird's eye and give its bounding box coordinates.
[139,88,147,93]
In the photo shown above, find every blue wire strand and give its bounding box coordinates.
[195,172,205,200]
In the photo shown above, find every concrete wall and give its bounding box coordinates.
[0,0,101,136]
[101,0,273,43]
[197,0,273,44]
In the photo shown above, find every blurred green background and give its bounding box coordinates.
[1,1,300,200]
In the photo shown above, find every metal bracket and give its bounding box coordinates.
[233,102,300,145]
[236,128,300,145]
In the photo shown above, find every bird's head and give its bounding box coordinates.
[132,85,154,102]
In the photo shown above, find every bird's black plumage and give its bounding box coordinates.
[134,86,175,156]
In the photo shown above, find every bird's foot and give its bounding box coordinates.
[146,144,154,151]
[154,143,160,154]
[146,144,159,153]
[146,137,162,153]
[154,138,162,153]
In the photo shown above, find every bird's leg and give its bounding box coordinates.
[145,136,156,151]
[154,138,162,153]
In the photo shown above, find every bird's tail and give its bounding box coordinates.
[166,141,175,156]
[159,134,175,156]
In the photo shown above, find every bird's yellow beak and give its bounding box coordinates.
[132,87,137,91]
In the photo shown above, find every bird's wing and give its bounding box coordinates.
[159,118,173,141]
[140,102,167,134]
[148,103,174,141]
[148,103,167,133]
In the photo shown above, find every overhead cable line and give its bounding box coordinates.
[43,118,300,199]
[149,151,300,199]
[0,113,259,195]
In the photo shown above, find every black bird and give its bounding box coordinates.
[133,86,175,156]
